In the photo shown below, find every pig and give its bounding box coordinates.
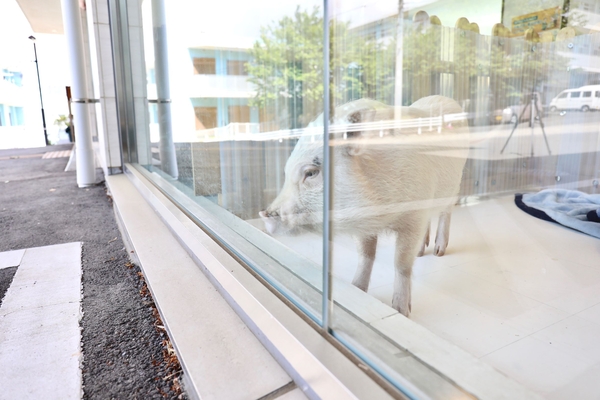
[259,95,468,317]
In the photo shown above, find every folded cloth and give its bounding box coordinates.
[515,189,600,239]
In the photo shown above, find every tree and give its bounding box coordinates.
[246,6,396,130]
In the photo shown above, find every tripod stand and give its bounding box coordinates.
[500,92,551,156]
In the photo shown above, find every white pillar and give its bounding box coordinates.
[61,0,96,187]
[394,0,405,115]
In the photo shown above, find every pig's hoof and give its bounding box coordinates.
[392,300,411,317]
[434,247,445,256]
[433,246,446,257]
[434,243,447,257]
[434,233,449,256]
[352,282,369,292]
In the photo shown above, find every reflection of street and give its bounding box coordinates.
[469,112,600,162]
[460,112,600,199]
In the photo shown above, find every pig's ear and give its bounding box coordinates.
[344,111,367,156]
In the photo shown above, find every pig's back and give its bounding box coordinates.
[333,95,468,233]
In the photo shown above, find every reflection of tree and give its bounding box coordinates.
[247,6,396,129]
[248,8,575,128]
[489,39,571,108]
[402,23,571,109]
[246,7,323,129]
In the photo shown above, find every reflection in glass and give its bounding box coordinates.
[136,0,600,397]
[141,0,325,323]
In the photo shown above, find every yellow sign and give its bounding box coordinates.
[512,7,561,35]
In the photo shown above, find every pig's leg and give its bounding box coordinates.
[434,209,452,257]
[352,235,378,292]
[417,219,430,257]
[392,221,425,317]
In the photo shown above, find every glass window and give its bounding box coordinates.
[194,107,217,130]
[2,69,23,86]
[8,106,24,126]
[141,0,327,324]
[228,105,250,123]
[192,57,216,74]
[132,0,600,398]
[226,60,248,76]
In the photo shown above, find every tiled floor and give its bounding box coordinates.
[270,194,600,398]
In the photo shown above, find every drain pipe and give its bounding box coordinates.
[151,0,178,179]
[61,0,96,187]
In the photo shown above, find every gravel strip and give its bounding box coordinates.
[0,266,18,307]
[0,145,186,399]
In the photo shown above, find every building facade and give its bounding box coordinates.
[15,0,600,398]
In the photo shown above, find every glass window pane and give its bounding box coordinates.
[133,0,600,397]
[226,60,248,76]
[140,0,326,324]
[192,58,216,74]
[327,0,600,398]
[194,107,217,130]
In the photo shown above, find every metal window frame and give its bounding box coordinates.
[108,0,137,164]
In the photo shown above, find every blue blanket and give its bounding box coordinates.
[517,189,600,239]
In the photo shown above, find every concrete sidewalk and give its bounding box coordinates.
[0,145,185,399]
[0,243,82,400]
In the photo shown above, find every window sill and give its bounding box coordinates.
[106,165,395,399]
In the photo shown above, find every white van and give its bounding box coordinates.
[549,85,600,112]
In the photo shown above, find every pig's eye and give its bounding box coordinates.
[303,168,320,181]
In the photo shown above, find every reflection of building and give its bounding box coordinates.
[559,1,600,86]
[188,47,258,133]
[147,42,259,141]
[571,0,600,31]
[0,69,26,128]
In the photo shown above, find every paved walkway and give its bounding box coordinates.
[0,243,83,400]
[0,145,186,398]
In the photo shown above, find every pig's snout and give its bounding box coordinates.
[260,209,278,218]
[259,209,281,235]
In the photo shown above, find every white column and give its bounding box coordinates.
[61,0,96,187]
[394,0,405,115]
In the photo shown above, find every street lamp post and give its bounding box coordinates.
[28,35,50,146]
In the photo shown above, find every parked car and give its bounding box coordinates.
[491,93,544,124]
[549,85,600,112]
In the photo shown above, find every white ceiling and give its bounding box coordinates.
[15,0,64,34]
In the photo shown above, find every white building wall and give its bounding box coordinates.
[0,1,65,149]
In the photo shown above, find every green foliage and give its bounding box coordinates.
[246,6,396,128]
[247,8,574,125]
[246,6,323,127]
[54,114,69,127]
